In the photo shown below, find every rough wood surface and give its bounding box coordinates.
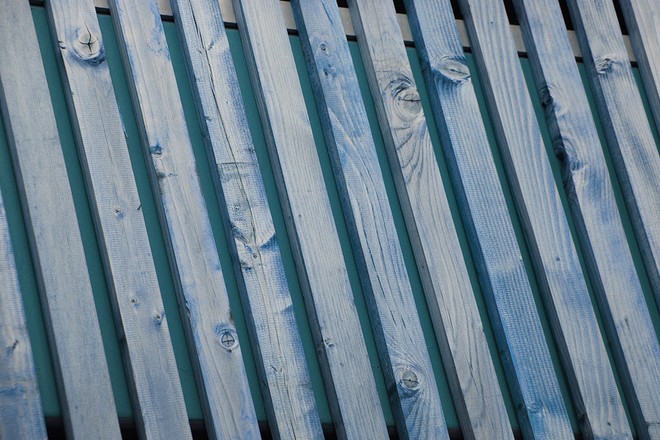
[291,0,450,438]
[44,1,193,438]
[106,0,260,437]
[619,0,660,130]
[169,0,324,437]
[346,1,525,439]
[232,0,390,438]
[0,1,121,438]
[567,0,660,310]
[0,191,47,440]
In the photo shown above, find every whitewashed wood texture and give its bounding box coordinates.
[345,1,524,439]
[514,0,659,438]
[566,0,660,309]
[44,0,194,438]
[0,2,122,438]
[106,0,260,437]
[169,0,324,437]
[231,0,390,438]
[290,0,449,438]
[404,0,630,438]
[619,0,660,130]
[0,191,47,440]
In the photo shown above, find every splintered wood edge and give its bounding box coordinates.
[39,0,635,62]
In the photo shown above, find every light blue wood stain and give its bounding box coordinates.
[566,0,660,311]
[291,0,449,438]
[231,0,390,437]
[523,2,660,438]
[0,190,47,440]
[346,1,522,439]
[0,1,121,438]
[105,0,260,437]
[169,0,324,437]
[44,0,193,438]
[404,0,625,438]
[619,0,660,130]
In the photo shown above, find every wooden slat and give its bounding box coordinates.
[231,0,390,437]
[619,0,660,130]
[44,1,193,438]
[290,0,449,438]
[518,2,660,438]
[452,0,587,437]
[0,2,122,438]
[345,1,521,439]
[105,0,260,438]
[404,0,631,438]
[566,0,660,309]
[168,0,324,437]
[0,191,47,440]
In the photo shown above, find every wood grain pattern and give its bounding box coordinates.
[105,0,260,437]
[619,0,660,130]
[44,1,194,438]
[0,190,47,440]
[231,0,390,438]
[0,1,121,438]
[346,1,528,439]
[566,0,660,310]
[291,0,449,438]
[169,0,324,437]
[554,2,660,438]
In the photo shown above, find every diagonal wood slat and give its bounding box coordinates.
[106,0,260,437]
[0,189,47,440]
[231,0,390,437]
[0,1,121,438]
[44,0,194,437]
[169,0,324,437]
[290,0,449,438]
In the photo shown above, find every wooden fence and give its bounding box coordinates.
[0,0,658,438]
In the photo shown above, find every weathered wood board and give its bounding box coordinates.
[169,0,324,437]
[0,1,122,438]
[0,190,47,440]
[567,0,660,310]
[291,0,450,438]
[106,0,260,437]
[44,0,194,438]
[231,0,391,437]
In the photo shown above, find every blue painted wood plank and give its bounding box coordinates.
[619,0,660,130]
[105,0,260,437]
[0,2,122,438]
[43,1,195,437]
[407,0,632,438]
[345,1,525,439]
[290,0,449,438]
[169,0,324,437]
[566,0,660,311]
[0,190,47,440]
[231,0,390,437]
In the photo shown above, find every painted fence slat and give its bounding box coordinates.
[0,2,122,438]
[44,1,193,437]
[404,0,630,438]
[0,191,47,440]
[290,0,449,438]
[513,0,659,438]
[453,0,587,437]
[168,0,323,437]
[231,0,390,437]
[105,0,259,438]
[619,0,660,130]
[345,1,520,439]
[566,0,660,309]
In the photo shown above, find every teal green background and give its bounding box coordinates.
[0,5,657,434]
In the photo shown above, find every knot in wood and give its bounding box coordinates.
[434,57,470,84]
[396,368,421,394]
[73,27,106,66]
[216,327,238,351]
[595,56,620,75]
[388,76,422,122]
